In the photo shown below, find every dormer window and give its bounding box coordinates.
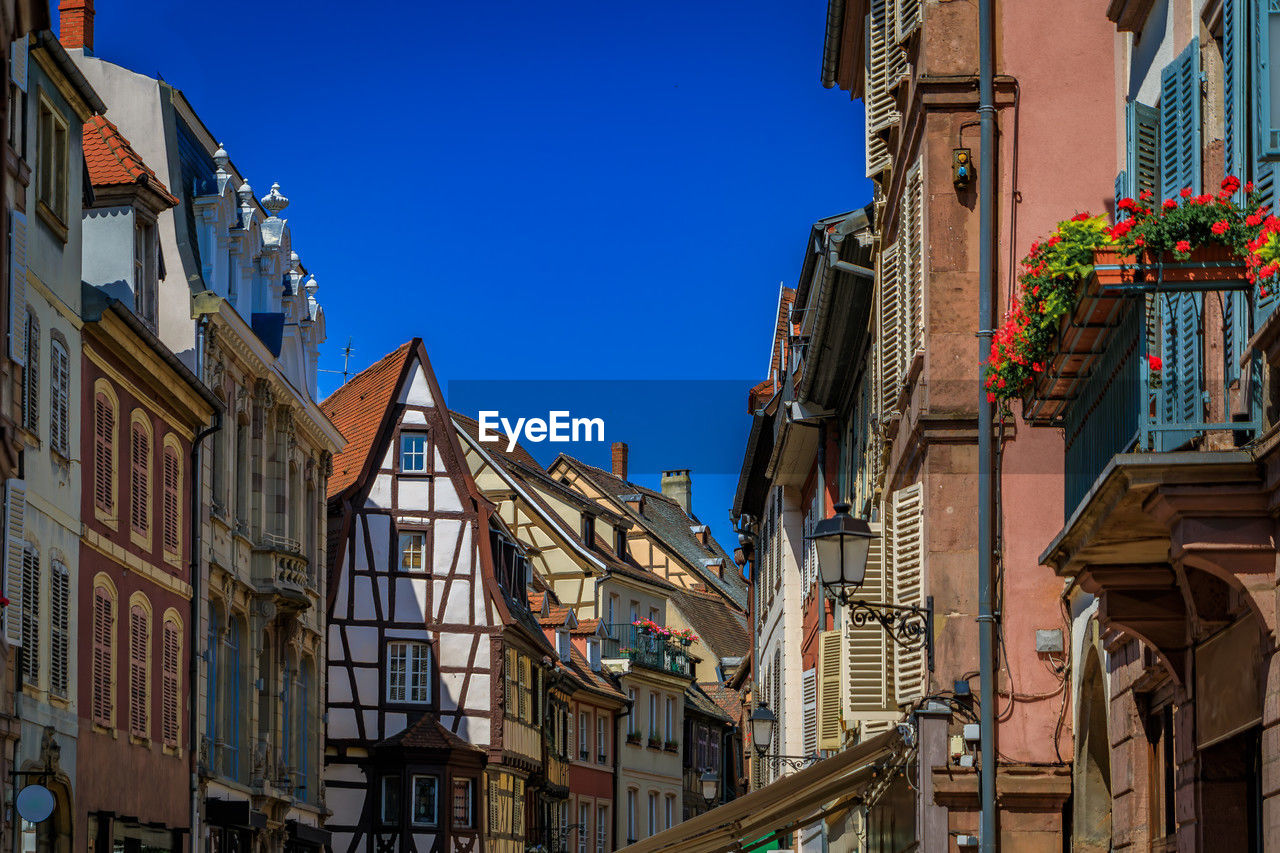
[581,513,595,548]
[400,433,429,473]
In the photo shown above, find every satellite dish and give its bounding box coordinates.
[15,785,54,823]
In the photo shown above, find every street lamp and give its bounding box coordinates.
[747,701,817,772]
[700,771,720,805]
[809,503,934,672]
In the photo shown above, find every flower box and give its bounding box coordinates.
[663,740,679,753]
[647,737,662,750]
[1092,244,1247,289]
[625,732,641,745]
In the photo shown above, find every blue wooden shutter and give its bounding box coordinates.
[1160,39,1202,199]
[1158,292,1203,450]
[1225,0,1249,390]
[1253,0,1280,160]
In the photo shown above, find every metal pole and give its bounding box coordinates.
[976,0,999,845]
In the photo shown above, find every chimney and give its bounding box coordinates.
[611,441,628,480]
[661,469,692,515]
[59,0,94,52]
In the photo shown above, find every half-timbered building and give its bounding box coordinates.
[323,341,554,853]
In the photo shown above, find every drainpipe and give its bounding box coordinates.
[613,696,632,852]
[975,0,998,846]
[190,315,223,852]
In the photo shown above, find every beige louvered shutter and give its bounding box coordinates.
[130,424,149,533]
[94,394,114,513]
[91,587,113,725]
[891,483,925,704]
[895,0,921,43]
[801,667,817,757]
[9,210,26,365]
[817,630,843,750]
[10,36,27,92]
[19,544,37,681]
[162,619,181,746]
[3,479,24,647]
[162,448,180,553]
[129,605,149,737]
[846,522,889,717]
[878,243,903,415]
[864,0,900,179]
[49,562,68,697]
[901,160,925,358]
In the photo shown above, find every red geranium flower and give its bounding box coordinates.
[1162,199,1178,210]
[1176,240,1191,252]
[1247,181,1255,192]
[1180,187,1194,198]
[1148,355,1163,371]
[1071,212,1091,221]
[1117,198,1137,212]
[986,392,997,403]
[1211,220,1230,235]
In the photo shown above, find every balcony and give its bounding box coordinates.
[1023,275,1261,519]
[252,533,315,611]
[601,624,693,679]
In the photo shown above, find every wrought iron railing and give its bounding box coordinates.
[1059,285,1261,520]
[601,623,692,678]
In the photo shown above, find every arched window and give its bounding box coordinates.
[128,599,151,738]
[20,542,37,685]
[222,617,243,781]
[161,614,181,747]
[162,438,181,556]
[129,413,151,539]
[49,558,68,697]
[48,335,68,454]
[91,581,115,727]
[93,385,117,517]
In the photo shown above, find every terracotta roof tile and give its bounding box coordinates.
[82,115,178,206]
[668,587,749,661]
[321,341,415,498]
[699,682,744,726]
[377,712,485,754]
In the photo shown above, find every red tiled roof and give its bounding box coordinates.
[700,682,743,726]
[321,341,415,498]
[82,115,178,206]
[570,617,600,636]
[529,591,573,627]
[377,712,485,753]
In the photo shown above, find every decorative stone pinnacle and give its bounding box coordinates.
[305,276,318,297]
[237,181,254,205]
[261,182,289,217]
[214,143,230,171]
[290,250,300,271]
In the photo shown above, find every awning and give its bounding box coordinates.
[204,798,267,830]
[618,729,903,853]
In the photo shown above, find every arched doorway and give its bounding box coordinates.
[1073,647,1111,852]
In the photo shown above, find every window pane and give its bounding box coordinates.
[400,532,425,571]
[453,778,473,827]
[400,434,428,472]
[381,776,400,824]
[412,776,438,826]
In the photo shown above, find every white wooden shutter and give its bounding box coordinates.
[801,667,817,757]
[895,0,921,43]
[817,630,843,750]
[878,242,903,415]
[9,210,26,366]
[864,0,900,178]
[901,160,925,358]
[10,36,27,92]
[845,522,889,717]
[890,483,925,704]
[3,479,24,646]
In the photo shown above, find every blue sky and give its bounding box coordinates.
[83,0,871,554]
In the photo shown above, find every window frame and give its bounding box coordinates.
[398,529,428,573]
[34,93,68,237]
[380,775,401,826]
[451,777,475,829]
[386,640,432,704]
[411,774,440,827]
[398,432,431,474]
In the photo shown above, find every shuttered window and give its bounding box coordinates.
[890,482,925,704]
[129,603,149,738]
[801,667,817,757]
[20,308,35,431]
[864,0,901,178]
[817,630,843,750]
[162,445,181,554]
[901,160,925,357]
[9,210,25,366]
[91,585,114,726]
[895,0,920,42]
[1253,1,1280,158]
[1224,0,1250,382]
[19,543,36,684]
[49,560,68,697]
[161,617,180,747]
[846,522,890,715]
[878,241,904,414]
[130,419,150,536]
[1160,39,1202,199]
[3,479,24,648]
[48,337,67,454]
[93,392,115,514]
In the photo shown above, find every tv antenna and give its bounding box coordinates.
[318,337,355,383]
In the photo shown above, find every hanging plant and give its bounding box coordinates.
[984,176,1278,408]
